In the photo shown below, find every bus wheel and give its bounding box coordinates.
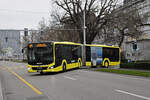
[40,71,44,75]
[78,61,81,68]
[104,61,109,68]
[63,64,66,72]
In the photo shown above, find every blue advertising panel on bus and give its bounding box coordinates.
[91,47,103,66]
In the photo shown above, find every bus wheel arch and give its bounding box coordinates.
[62,60,67,72]
[78,58,82,68]
[63,63,66,72]
[103,58,110,68]
[104,61,109,68]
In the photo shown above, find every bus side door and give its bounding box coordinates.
[91,47,103,66]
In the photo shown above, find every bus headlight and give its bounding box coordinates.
[49,66,54,69]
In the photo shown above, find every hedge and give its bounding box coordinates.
[120,62,150,70]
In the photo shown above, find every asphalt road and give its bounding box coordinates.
[0,61,150,100]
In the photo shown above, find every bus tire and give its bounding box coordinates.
[40,71,44,75]
[63,64,66,72]
[104,61,109,68]
[78,61,81,68]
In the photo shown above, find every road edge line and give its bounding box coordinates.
[8,68,43,95]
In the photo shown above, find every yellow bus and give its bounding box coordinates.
[27,41,82,74]
[86,44,120,67]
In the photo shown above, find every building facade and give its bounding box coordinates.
[125,39,150,61]
[124,0,150,39]
[92,0,150,61]
[0,30,21,59]
[123,0,150,61]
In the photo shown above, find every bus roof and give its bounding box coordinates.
[54,41,82,45]
[28,41,82,46]
[28,41,119,48]
[86,44,119,48]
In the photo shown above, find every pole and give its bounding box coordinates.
[82,10,86,66]
[83,10,86,46]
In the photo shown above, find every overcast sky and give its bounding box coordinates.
[0,0,51,30]
[0,0,123,30]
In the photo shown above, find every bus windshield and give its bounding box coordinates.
[28,45,53,65]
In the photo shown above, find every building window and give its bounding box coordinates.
[5,37,8,42]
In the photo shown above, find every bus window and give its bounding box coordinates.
[103,47,119,62]
[86,46,91,61]
[28,44,53,65]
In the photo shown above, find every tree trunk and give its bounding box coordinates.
[119,32,125,47]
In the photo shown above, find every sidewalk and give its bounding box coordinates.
[0,64,4,100]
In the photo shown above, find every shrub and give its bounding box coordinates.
[120,62,150,70]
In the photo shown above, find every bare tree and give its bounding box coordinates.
[96,8,143,47]
[52,0,118,44]
[37,17,81,42]
[36,18,56,42]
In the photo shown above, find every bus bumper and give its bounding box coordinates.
[27,66,63,73]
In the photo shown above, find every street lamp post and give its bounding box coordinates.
[82,10,86,66]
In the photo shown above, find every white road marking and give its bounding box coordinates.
[79,69,150,82]
[63,76,77,80]
[115,89,150,100]
[118,75,150,82]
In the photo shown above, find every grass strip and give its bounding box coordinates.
[97,69,150,77]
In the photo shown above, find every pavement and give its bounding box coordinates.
[0,61,150,100]
[0,61,4,100]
